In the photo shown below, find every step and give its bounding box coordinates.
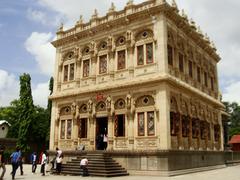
[59,170,129,177]
[51,152,129,177]
[62,168,127,174]
[62,165,124,171]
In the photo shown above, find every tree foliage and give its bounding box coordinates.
[224,102,240,138]
[17,73,35,152]
[0,74,52,153]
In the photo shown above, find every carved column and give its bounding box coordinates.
[210,122,214,150]
[88,116,95,150]
[54,48,62,92]
[158,86,171,149]
[50,101,58,150]
[71,103,78,148]
[126,94,134,150]
[76,53,82,88]
[88,99,95,150]
[155,14,168,74]
[178,114,183,149]
[189,116,193,150]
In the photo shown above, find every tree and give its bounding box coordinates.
[224,102,240,137]
[17,73,35,152]
[45,77,54,144]
[0,100,21,138]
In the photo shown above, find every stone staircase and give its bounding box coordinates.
[55,152,129,177]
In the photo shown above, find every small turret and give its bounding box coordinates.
[91,9,98,20]
[172,0,179,12]
[108,2,116,13]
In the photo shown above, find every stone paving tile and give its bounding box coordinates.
[2,165,240,180]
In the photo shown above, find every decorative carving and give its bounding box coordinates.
[60,106,71,116]
[106,96,111,111]
[87,99,93,113]
[96,101,106,112]
[136,95,155,108]
[80,104,88,113]
[71,102,76,117]
[126,94,131,109]
[114,98,125,110]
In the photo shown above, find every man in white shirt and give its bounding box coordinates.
[80,157,88,176]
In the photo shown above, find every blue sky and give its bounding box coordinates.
[0,0,240,107]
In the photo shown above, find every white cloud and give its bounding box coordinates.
[0,69,50,108]
[223,81,240,104]
[26,8,62,27]
[32,82,50,107]
[25,0,240,103]
[0,69,19,107]
[27,8,48,25]
[36,0,146,28]
[25,32,55,76]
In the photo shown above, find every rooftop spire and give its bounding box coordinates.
[126,0,134,6]
[172,0,179,12]
[92,9,98,19]
[190,18,196,29]
[197,26,203,35]
[58,22,63,32]
[76,15,84,25]
[204,33,210,42]
[181,9,188,21]
[108,2,116,13]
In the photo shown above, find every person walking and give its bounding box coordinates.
[18,150,24,175]
[56,154,63,174]
[0,145,6,180]
[10,147,21,180]
[31,152,37,173]
[80,157,89,176]
[40,151,47,176]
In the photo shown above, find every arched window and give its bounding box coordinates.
[135,30,154,66]
[170,96,180,136]
[136,95,155,136]
[62,51,75,82]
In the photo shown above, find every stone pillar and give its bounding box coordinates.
[210,122,214,150]
[91,55,97,83]
[53,48,61,92]
[72,117,79,148]
[107,115,114,150]
[157,84,171,150]
[127,112,135,150]
[127,46,134,78]
[108,51,115,80]
[89,116,95,150]
[49,101,58,150]
[219,113,224,151]
[154,14,168,74]
[76,58,81,88]
[178,115,183,149]
[189,117,193,149]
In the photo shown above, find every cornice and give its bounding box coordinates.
[164,5,220,62]
[49,74,224,109]
[52,0,220,63]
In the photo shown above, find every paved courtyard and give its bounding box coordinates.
[1,164,240,180]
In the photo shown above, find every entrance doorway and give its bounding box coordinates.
[96,117,108,150]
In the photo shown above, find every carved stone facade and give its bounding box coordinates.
[50,0,225,151]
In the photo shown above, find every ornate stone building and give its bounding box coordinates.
[50,0,225,154]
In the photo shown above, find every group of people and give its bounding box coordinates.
[0,145,91,179]
[50,147,63,175]
[0,145,49,180]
